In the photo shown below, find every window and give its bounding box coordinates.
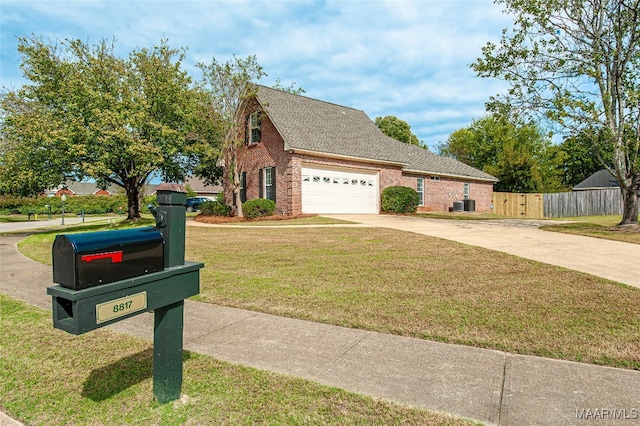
[265,167,275,201]
[260,167,276,201]
[464,182,470,199]
[247,112,261,144]
[417,178,424,206]
[430,176,440,181]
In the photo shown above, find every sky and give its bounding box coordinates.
[0,0,512,151]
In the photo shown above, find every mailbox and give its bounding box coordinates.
[52,226,164,290]
[47,183,203,404]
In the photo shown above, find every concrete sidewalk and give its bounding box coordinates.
[2,224,640,425]
[0,215,117,234]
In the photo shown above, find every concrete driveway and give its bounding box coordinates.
[323,214,640,289]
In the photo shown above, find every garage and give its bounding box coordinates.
[301,165,379,214]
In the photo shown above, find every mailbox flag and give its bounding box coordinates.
[81,251,123,263]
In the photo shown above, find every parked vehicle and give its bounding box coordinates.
[185,197,214,212]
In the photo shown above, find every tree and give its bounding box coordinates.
[375,115,424,147]
[473,0,640,225]
[197,57,304,217]
[272,78,306,95]
[439,115,566,192]
[558,128,614,187]
[197,55,266,218]
[0,36,218,219]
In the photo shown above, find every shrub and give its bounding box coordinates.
[0,194,152,216]
[381,186,420,214]
[243,198,276,219]
[198,200,230,217]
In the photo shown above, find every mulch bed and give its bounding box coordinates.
[193,214,317,224]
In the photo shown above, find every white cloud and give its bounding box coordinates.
[0,0,513,149]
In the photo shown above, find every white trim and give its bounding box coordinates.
[402,168,498,183]
[292,148,407,167]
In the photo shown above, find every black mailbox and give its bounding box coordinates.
[53,226,164,290]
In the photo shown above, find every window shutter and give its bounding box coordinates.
[255,112,262,143]
[244,115,249,145]
[259,169,264,198]
[240,172,247,203]
[270,167,276,202]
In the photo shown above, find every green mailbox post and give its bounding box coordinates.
[47,183,203,403]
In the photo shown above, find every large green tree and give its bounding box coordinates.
[0,36,218,219]
[374,115,424,147]
[439,115,566,193]
[473,0,640,225]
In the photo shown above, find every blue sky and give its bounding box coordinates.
[1,0,511,151]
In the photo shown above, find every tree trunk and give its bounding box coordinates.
[234,186,243,218]
[619,186,639,225]
[125,179,141,220]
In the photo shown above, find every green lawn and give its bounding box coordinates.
[540,215,640,244]
[0,295,471,426]
[187,226,640,370]
[16,221,640,371]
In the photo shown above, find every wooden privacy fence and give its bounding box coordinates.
[491,189,622,218]
[491,192,544,218]
[544,189,622,218]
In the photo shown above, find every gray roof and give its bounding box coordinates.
[256,85,497,182]
[573,169,619,190]
[183,176,222,195]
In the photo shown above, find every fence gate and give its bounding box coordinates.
[492,192,544,218]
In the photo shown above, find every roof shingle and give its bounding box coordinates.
[256,85,497,182]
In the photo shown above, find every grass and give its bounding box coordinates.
[540,215,640,244]
[0,295,473,426]
[16,222,640,370]
[186,226,640,370]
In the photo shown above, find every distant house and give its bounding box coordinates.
[46,181,115,197]
[227,85,497,215]
[46,181,158,197]
[573,169,619,191]
[183,176,222,198]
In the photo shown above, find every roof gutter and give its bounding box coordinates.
[289,148,408,167]
[402,168,499,183]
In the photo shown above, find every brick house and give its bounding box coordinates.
[227,85,497,215]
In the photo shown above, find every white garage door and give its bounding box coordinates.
[301,165,379,214]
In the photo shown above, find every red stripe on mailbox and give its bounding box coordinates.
[81,251,123,263]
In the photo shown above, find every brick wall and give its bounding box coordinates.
[235,109,293,215]
[400,175,494,212]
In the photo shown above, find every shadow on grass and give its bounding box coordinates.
[82,348,154,401]
[81,348,192,401]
